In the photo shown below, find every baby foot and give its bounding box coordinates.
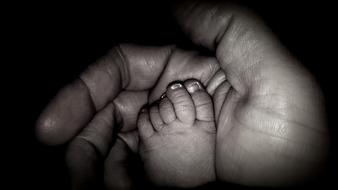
[137,79,216,187]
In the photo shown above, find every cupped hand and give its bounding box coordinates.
[172,1,329,186]
[36,0,329,188]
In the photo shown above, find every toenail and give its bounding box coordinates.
[169,83,183,90]
[141,108,147,112]
[187,81,203,93]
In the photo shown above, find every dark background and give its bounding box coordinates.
[5,0,337,189]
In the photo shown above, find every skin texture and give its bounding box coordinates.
[174,1,329,186]
[36,0,329,188]
[36,45,173,145]
[138,80,216,187]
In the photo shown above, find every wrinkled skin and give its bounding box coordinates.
[36,1,329,189]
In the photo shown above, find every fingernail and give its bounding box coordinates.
[187,81,203,93]
[169,83,183,90]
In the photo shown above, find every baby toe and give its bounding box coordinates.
[184,79,215,128]
[166,81,196,124]
[159,97,176,124]
[137,108,155,139]
[149,103,164,131]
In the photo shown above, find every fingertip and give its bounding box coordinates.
[35,116,60,146]
[35,79,95,145]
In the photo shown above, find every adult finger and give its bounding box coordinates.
[36,44,173,145]
[65,103,116,190]
[113,90,149,132]
[104,130,140,189]
[104,138,134,190]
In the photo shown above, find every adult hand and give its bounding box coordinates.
[144,0,329,186]
[36,45,175,189]
[36,0,329,188]
[170,0,329,186]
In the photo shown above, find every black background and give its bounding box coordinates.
[5,0,337,189]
